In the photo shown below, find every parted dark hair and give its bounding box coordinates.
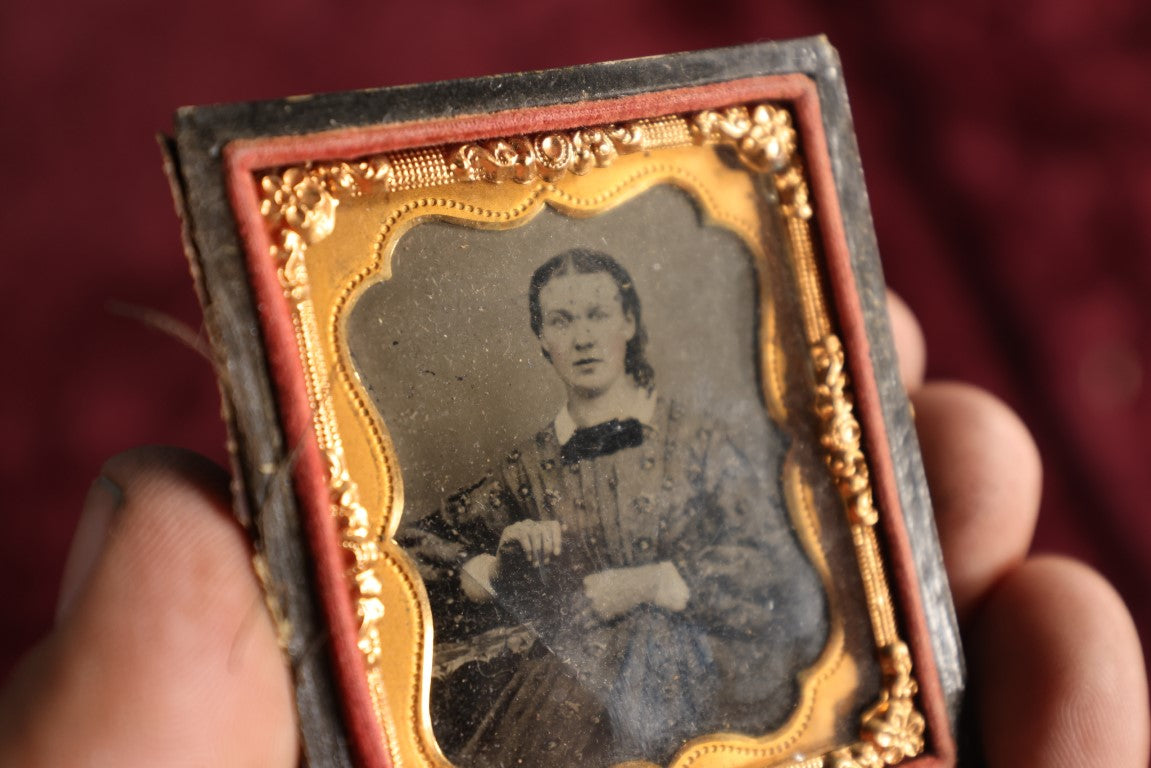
[528,248,655,390]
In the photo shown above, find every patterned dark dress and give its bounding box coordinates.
[398,398,827,767]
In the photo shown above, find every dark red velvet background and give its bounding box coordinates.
[2,0,1148,730]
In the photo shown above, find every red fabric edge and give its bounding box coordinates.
[222,168,392,768]
[222,73,955,768]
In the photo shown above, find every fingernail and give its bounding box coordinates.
[56,475,123,623]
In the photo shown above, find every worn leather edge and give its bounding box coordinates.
[164,129,355,768]
[797,45,962,767]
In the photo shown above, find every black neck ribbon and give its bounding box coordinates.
[560,418,644,465]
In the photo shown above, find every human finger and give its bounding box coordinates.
[911,383,1041,622]
[539,522,556,564]
[513,525,541,565]
[498,524,519,550]
[549,520,563,557]
[971,556,1149,767]
[500,523,529,558]
[525,523,544,566]
[886,290,926,392]
[0,447,297,768]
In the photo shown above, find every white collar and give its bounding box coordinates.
[554,388,657,445]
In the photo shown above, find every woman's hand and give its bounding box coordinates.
[583,561,689,620]
[497,519,562,568]
[459,553,498,602]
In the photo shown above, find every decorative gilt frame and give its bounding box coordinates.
[168,38,961,768]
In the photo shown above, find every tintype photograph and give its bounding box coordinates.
[169,37,960,768]
[348,186,832,766]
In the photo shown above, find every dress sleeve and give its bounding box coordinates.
[401,473,521,559]
[670,425,826,641]
[394,471,525,640]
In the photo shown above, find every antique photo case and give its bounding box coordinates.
[166,37,962,768]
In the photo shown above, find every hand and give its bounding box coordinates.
[650,561,689,613]
[0,297,1145,767]
[583,561,689,621]
[887,293,1148,766]
[497,519,562,568]
[0,447,296,767]
[583,568,640,621]
[459,553,497,602]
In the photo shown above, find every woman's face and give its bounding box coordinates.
[537,271,636,396]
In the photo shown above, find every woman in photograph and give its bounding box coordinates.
[399,248,827,767]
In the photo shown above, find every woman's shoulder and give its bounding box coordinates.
[657,395,785,472]
[656,395,729,439]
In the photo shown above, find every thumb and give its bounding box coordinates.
[0,447,297,768]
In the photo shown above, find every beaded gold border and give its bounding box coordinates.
[256,103,925,768]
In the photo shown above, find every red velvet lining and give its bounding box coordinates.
[223,73,954,768]
[224,171,393,768]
